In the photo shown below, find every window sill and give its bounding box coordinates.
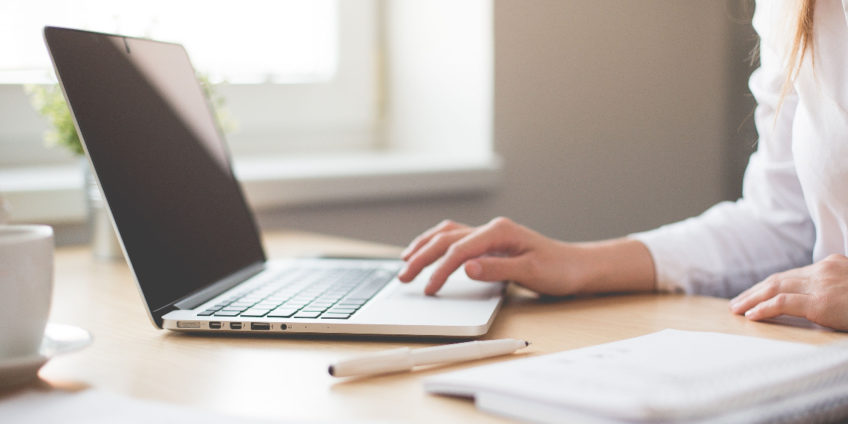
[0,151,502,224]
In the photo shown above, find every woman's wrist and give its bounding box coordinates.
[570,238,657,294]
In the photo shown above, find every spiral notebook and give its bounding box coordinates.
[424,329,848,423]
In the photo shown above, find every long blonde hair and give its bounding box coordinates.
[779,0,816,109]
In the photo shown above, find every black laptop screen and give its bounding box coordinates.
[44,27,266,317]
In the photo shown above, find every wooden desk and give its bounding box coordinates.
[32,231,847,423]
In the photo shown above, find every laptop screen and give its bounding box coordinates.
[44,27,266,318]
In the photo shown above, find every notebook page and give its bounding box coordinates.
[424,329,818,421]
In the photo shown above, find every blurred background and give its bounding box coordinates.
[0,0,758,249]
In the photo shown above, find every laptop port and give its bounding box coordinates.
[208,321,222,329]
[176,321,201,329]
[250,322,271,331]
[229,322,242,330]
[280,324,287,330]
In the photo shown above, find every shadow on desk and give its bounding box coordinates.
[0,378,89,401]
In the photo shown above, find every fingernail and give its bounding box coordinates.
[425,277,439,295]
[745,308,755,318]
[397,267,410,282]
[466,260,482,279]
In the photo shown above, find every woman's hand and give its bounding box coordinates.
[398,217,577,295]
[397,217,656,296]
[730,254,848,330]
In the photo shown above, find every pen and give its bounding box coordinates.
[328,338,529,377]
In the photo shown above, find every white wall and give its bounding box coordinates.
[383,0,492,155]
[255,0,755,246]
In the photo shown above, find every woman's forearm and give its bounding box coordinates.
[569,238,657,294]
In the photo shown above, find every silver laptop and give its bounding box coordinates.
[44,26,504,337]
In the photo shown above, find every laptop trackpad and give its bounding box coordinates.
[389,270,504,302]
[350,266,503,329]
[388,266,504,301]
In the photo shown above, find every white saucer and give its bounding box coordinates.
[0,323,92,389]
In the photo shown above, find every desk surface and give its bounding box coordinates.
[30,231,848,422]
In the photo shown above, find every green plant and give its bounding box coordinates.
[25,83,83,155]
[25,74,236,156]
[197,74,238,135]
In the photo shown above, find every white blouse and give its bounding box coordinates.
[632,0,848,297]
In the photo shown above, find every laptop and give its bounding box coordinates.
[43,26,504,337]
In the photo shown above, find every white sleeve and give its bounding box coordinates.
[630,2,815,298]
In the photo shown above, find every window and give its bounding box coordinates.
[0,0,338,84]
[0,0,378,166]
[0,0,498,225]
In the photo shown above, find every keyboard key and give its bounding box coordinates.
[327,307,357,314]
[241,309,271,317]
[316,296,342,303]
[222,307,248,312]
[337,302,364,308]
[290,297,314,303]
[302,306,329,313]
[321,313,351,319]
[213,311,240,317]
[197,310,217,316]
[342,297,369,303]
[270,305,299,313]
[293,311,322,319]
[268,309,298,318]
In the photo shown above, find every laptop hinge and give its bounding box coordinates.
[172,262,266,311]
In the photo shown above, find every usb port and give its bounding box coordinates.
[250,322,271,331]
[208,321,222,329]
[229,322,242,330]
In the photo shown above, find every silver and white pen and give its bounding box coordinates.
[328,338,529,377]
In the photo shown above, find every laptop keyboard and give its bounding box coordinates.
[197,263,401,320]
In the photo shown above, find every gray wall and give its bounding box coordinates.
[256,0,759,247]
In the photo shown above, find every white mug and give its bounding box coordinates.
[0,225,54,359]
